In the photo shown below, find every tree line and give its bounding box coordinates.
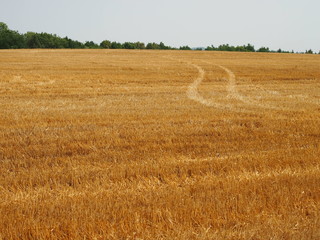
[205,44,315,54]
[0,22,318,54]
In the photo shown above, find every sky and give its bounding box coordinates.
[1,0,319,52]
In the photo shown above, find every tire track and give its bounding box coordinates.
[185,60,278,112]
[165,56,318,114]
[165,57,263,113]
[214,63,320,109]
[201,61,287,111]
[186,63,231,109]
[185,62,252,112]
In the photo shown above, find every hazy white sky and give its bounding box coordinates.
[1,0,319,52]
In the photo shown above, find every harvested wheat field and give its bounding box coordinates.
[0,49,320,239]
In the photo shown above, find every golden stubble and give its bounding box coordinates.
[0,49,320,240]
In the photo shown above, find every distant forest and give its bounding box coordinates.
[0,22,318,54]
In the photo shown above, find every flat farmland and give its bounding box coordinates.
[0,50,320,239]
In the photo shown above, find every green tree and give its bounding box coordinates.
[146,42,160,49]
[0,22,9,32]
[0,22,26,49]
[110,41,122,49]
[159,42,171,49]
[123,42,135,49]
[84,41,100,49]
[25,32,43,48]
[257,47,270,52]
[205,45,216,51]
[235,45,245,51]
[217,44,234,51]
[100,40,112,49]
[179,45,191,50]
[65,37,84,48]
[244,43,255,52]
[134,42,145,49]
